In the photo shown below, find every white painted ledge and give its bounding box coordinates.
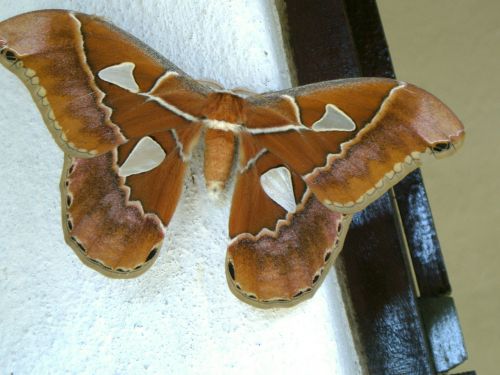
[0,1,361,374]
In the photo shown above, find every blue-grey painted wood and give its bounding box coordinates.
[394,169,452,296]
[419,297,468,372]
[282,0,471,373]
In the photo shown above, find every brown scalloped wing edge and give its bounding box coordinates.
[304,83,465,213]
[0,10,127,158]
[60,153,164,278]
[226,192,352,307]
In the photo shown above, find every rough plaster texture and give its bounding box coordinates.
[0,1,361,374]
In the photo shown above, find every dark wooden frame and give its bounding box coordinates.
[280,1,474,374]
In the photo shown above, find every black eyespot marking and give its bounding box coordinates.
[134,265,143,270]
[65,180,69,187]
[67,219,73,231]
[88,260,109,270]
[305,288,312,292]
[68,164,74,174]
[5,50,16,61]
[324,252,331,262]
[66,195,72,207]
[228,261,235,281]
[146,248,157,262]
[432,142,452,153]
[236,284,241,290]
[313,274,320,284]
[248,294,257,300]
[334,239,340,247]
[71,236,86,253]
[337,222,342,233]
[276,299,288,303]
[116,268,127,273]
[293,291,304,298]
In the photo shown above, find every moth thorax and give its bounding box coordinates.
[203,92,245,123]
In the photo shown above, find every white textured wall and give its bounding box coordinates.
[0,1,361,374]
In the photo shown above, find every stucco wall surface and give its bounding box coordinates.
[0,1,361,374]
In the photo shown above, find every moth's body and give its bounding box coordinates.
[200,92,245,196]
[0,10,464,307]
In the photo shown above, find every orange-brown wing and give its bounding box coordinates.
[62,126,201,277]
[0,10,209,277]
[244,78,464,214]
[0,10,210,157]
[227,132,351,306]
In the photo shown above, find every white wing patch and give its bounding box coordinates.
[98,62,140,93]
[312,104,356,132]
[119,136,166,177]
[260,167,296,213]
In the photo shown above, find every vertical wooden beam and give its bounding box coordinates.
[284,1,360,80]
[280,0,470,373]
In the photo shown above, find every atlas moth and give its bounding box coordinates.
[0,10,464,307]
